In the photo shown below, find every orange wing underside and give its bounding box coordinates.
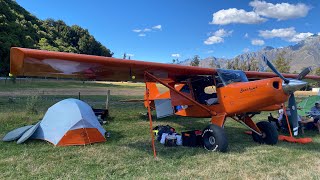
[10,47,320,82]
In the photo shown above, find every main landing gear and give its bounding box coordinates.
[201,116,278,153]
[202,124,228,152]
[231,115,278,145]
[252,121,278,145]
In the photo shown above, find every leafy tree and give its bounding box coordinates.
[0,0,113,76]
[315,67,320,76]
[190,55,200,66]
[273,52,291,73]
[172,58,179,64]
[38,38,59,51]
[209,59,215,68]
[248,58,259,71]
[226,60,233,69]
[233,58,240,70]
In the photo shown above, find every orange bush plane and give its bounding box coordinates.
[10,47,320,153]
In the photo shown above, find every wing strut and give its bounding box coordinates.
[144,73,157,158]
[144,72,216,116]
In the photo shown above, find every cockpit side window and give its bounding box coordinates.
[190,76,219,105]
[217,69,248,86]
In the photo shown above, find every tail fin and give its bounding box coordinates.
[144,83,160,109]
[145,82,160,99]
[144,82,171,109]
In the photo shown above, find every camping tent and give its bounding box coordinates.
[31,98,106,146]
[297,95,320,116]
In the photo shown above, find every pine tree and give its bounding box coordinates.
[190,55,200,66]
[273,52,291,73]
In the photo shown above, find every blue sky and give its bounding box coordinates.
[16,0,320,63]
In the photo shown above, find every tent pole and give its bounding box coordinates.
[144,72,157,158]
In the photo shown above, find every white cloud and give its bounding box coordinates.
[143,28,152,32]
[289,32,313,42]
[213,29,233,37]
[249,0,311,21]
[243,48,250,53]
[171,54,180,58]
[133,29,142,33]
[204,36,224,45]
[152,25,162,30]
[204,29,232,45]
[244,33,249,38]
[211,8,266,25]
[259,27,313,42]
[251,39,265,46]
[207,50,214,54]
[127,54,134,57]
[259,27,296,39]
[133,25,162,36]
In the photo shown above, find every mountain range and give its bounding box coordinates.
[180,35,320,72]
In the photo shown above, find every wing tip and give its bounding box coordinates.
[10,47,25,76]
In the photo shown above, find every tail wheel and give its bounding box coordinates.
[202,124,228,152]
[252,121,278,145]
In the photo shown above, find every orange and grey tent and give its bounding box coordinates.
[30,98,106,146]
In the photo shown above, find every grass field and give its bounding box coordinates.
[0,80,320,179]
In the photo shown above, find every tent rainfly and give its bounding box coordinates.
[298,95,320,116]
[30,98,106,146]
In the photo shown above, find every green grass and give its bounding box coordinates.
[0,92,320,179]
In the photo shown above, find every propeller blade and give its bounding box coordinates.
[288,94,299,136]
[297,67,313,80]
[262,56,290,84]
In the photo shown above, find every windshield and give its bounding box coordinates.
[217,69,248,85]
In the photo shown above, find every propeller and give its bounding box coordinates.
[297,67,313,80]
[287,66,313,135]
[263,56,312,136]
[262,56,290,84]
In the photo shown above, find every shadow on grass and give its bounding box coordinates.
[105,129,126,144]
[123,123,320,159]
[122,125,260,159]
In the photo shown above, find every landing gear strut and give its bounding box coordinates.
[232,115,278,145]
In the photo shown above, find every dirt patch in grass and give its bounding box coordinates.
[0,87,145,96]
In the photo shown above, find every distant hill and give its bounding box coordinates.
[180,35,320,73]
[0,0,113,76]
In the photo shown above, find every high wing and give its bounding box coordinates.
[10,47,320,81]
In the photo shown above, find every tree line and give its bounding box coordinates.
[0,0,113,76]
[186,52,292,73]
